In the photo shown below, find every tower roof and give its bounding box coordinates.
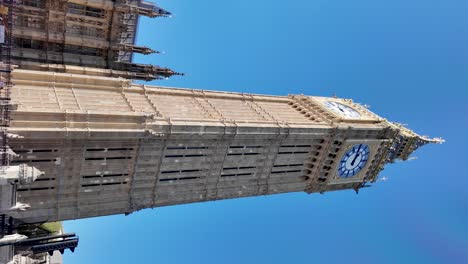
[386,122,444,163]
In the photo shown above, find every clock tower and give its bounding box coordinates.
[3,72,443,223]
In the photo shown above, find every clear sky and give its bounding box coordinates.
[64,0,467,263]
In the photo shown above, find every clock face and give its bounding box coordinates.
[338,144,370,178]
[323,101,361,119]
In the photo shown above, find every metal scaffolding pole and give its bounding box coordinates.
[0,0,13,172]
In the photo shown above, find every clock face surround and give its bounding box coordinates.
[338,144,370,178]
[323,101,361,119]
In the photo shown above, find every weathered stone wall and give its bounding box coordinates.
[9,70,393,223]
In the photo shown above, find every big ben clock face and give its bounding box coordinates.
[323,101,361,119]
[338,144,370,178]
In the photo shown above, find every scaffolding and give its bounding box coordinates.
[0,0,13,172]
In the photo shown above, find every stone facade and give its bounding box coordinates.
[11,0,179,80]
[8,69,442,223]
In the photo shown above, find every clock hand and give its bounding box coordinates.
[350,145,362,166]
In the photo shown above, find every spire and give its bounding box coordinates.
[118,44,160,55]
[415,135,445,147]
[153,66,185,79]
[121,3,172,18]
[150,6,172,18]
[135,5,172,18]
[385,122,444,162]
[112,62,183,80]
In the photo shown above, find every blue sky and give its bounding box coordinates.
[64,0,468,263]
